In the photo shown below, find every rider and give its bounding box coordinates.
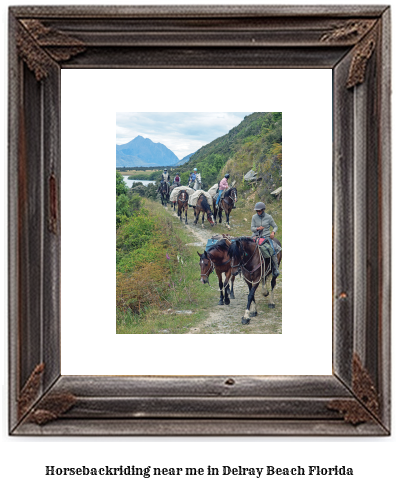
[188,168,197,187]
[216,173,229,207]
[251,202,280,277]
[173,173,181,185]
[162,168,170,183]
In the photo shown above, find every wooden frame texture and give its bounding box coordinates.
[9,5,391,436]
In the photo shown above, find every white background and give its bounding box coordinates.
[61,68,332,376]
[1,1,397,491]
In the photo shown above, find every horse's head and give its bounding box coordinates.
[228,239,243,276]
[197,251,213,284]
[207,212,215,226]
[231,187,238,203]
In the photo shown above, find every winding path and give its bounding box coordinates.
[165,202,282,334]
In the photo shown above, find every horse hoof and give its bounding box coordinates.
[268,304,275,309]
[230,293,235,299]
[262,291,269,297]
[224,298,230,306]
[241,317,250,325]
[249,312,257,317]
[218,300,224,306]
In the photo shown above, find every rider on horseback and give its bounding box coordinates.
[188,168,197,187]
[216,173,229,208]
[251,202,280,277]
[162,168,170,183]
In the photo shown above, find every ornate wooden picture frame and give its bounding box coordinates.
[9,5,391,435]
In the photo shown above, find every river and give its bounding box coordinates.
[123,176,156,188]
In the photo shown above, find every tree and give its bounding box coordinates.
[116,171,128,196]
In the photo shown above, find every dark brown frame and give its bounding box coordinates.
[9,5,391,436]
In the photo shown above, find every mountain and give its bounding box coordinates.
[116,136,179,167]
[175,152,195,166]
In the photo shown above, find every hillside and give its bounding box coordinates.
[116,135,179,167]
[175,112,282,196]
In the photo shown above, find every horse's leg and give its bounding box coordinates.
[242,281,255,324]
[223,270,232,305]
[261,272,269,297]
[217,271,224,305]
[268,276,277,308]
[225,209,230,230]
[261,280,269,297]
[202,212,205,228]
[218,204,222,223]
[261,260,270,297]
[242,283,259,323]
[230,273,235,299]
[249,298,258,317]
[185,205,188,224]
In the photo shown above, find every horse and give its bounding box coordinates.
[213,187,237,229]
[158,180,170,206]
[176,190,189,224]
[193,194,215,228]
[193,173,202,191]
[228,236,282,324]
[197,239,235,305]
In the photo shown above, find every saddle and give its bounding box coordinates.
[254,237,281,258]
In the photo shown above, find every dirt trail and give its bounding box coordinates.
[165,203,282,334]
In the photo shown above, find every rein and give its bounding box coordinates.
[231,239,271,283]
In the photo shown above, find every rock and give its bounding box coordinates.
[243,218,248,222]
[271,186,282,199]
[244,170,262,183]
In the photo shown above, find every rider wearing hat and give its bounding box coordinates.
[251,202,280,277]
[162,168,170,183]
[216,173,230,207]
[188,168,197,186]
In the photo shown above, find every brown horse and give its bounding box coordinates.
[158,180,170,207]
[194,194,215,228]
[228,236,282,324]
[213,187,237,229]
[197,239,235,305]
[176,190,189,224]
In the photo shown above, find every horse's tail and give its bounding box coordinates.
[199,194,212,214]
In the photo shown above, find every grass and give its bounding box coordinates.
[116,199,217,334]
[218,185,282,245]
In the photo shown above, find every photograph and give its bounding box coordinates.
[116,112,283,334]
[2,2,396,490]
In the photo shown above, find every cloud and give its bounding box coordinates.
[116,112,252,159]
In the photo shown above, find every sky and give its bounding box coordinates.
[116,112,252,159]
